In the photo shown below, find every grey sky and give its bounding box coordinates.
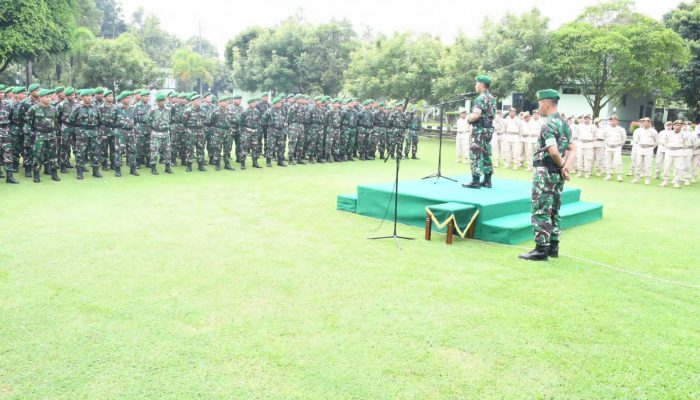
[120,0,682,58]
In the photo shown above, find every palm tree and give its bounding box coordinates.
[172,47,215,93]
[68,27,96,86]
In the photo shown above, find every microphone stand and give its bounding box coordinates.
[423,95,472,183]
[368,129,414,248]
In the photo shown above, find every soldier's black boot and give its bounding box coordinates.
[51,168,61,182]
[412,153,418,160]
[319,157,326,164]
[115,166,122,177]
[24,165,31,178]
[462,175,482,189]
[66,161,74,168]
[130,165,140,176]
[252,158,262,168]
[266,158,272,167]
[197,162,206,172]
[43,165,51,176]
[518,245,549,261]
[77,166,84,180]
[151,165,159,175]
[215,161,221,171]
[224,161,235,170]
[92,166,102,178]
[481,173,492,188]
[277,158,287,167]
[185,163,192,172]
[5,169,18,184]
[102,161,108,171]
[33,170,40,183]
[60,165,67,174]
[165,164,173,174]
[379,151,385,160]
[548,240,559,258]
[288,157,296,166]
[240,160,246,170]
[0,166,4,178]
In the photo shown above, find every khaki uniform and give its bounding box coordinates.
[576,122,596,177]
[692,130,700,182]
[503,115,522,168]
[593,124,606,175]
[655,129,670,178]
[662,131,688,187]
[603,125,626,179]
[632,127,658,182]
[492,115,505,166]
[456,117,471,163]
[682,129,695,182]
[521,119,539,171]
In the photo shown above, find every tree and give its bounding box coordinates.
[225,27,267,68]
[0,0,76,73]
[433,33,481,101]
[301,20,357,94]
[344,32,442,106]
[129,13,181,67]
[172,47,216,92]
[74,0,104,36]
[664,0,700,119]
[78,34,163,91]
[548,0,689,117]
[185,36,218,58]
[95,0,128,39]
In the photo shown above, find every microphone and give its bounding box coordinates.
[460,92,478,97]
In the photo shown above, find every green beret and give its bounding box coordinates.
[38,89,53,97]
[278,92,286,98]
[476,75,492,85]
[54,86,64,93]
[386,104,394,110]
[115,93,125,102]
[247,97,258,104]
[218,95,231,102]
[378,102,385,107]
[167,91,177,98]
[3,87,13,93]
[536,89,560,101]
[94,87,105,94]
[177,93,187,99]
[362,99,373,106]
[0,84,5,91]
[287,94,295,99]
[79,89,90,97]
[211,96,218,103]
[13,86,26,94]
[261,93,269,97]
[189,94,200,101]
[27,84,40,93]
[139,90,150,96]
[203,92,212,98]
[272,97,282,105]
[231,95,241,100]
[313,96,321,101]
[395,101,404,107]
[294,94,302,99]
[155,93,166,101]
[103,90,113,97]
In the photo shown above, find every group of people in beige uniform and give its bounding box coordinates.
[456,109,699,189]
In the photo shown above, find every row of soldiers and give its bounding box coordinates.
[0,84,424,183]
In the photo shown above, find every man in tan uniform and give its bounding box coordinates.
[661,120,689,188]
[576,114,596,178]
[655,121,672,179]
[631,117,658,185]
[593,117,606,176]
[492,110,504,167]
[521,111,538,171]
[603,115,626,182]
[503,108,521,169]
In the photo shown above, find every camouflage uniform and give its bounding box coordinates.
[205,105,231,167]
[69,102,102,169]
[470,90,496,176]
[286,103,304,164]
[147,105,172,166]
[324,108,342,162]
[239,105,262,165]
[404,112,421,158]
[183,104,207,167]
[305,104,325,162]
[17,97,39,170]
[9,99,25,168]
[531,112,572,247]
[202,102,215,163]
[25,102,59,173]
[387,110,407,159]
[227,103,244,163]
[0,98,13,170]
[261,106,286,164]
[114,103,135,168]
[134,100,150,165]
[299,103,311,161]
[169,102,185,165]
[373,109,389,158]
[99,102,117,169]
[56,98,77,169]
[315,104,328,162]
[256,100,270,156]
[356,108,374,160]
[340,106,358,160]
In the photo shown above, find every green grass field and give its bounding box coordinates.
[1,139,698,399]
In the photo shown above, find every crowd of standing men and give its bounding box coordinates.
[0,83,423,184]
[456,106,700,189]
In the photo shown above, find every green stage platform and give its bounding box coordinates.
[337,176,603,244]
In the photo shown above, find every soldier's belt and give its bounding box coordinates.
[605,144,622,148]
[595,139,605,141]
[667,147,683,150]
[33,128,54,134]
[533,158,560,173]
[581,140,595,143]
[79,125,97,130]
[640,144,655,148]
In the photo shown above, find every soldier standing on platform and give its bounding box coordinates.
[463,75,496,189]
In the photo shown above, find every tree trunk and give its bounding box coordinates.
[26,61,33,86]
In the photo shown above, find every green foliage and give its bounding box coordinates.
[78,34,163,91]
[172,47,216,92]
[344,32,442,104]
[130,13,182,68]
[95,0,128,39]
[225,27,266,67]
[185,36,219,58]
[549,0,689,117]
[664,0,700,119]
[433,33,480,101]
[74,0,104,36]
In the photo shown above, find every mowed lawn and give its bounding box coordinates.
[0,139,698,399]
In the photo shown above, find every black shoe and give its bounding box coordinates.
[548,240,559,258]
[277,159,287,167]
[51,168,61,182]
[151,165,159,175]
[289,159,296,166]
[165,164,173,174]
[24,166,32,178]
[481,173,492,188]
[197,163,206,172]
[215,162,221,171]
[130,165,140,176]
[462,175,482,189]
[266,158,272,167]
[66,162,74,169]
[92,167,102,178]
[5,170,18,184]
[412,154,418,160]
[186,163,192,172]
[379,152,385,160]
[33,170,40,183]
[0,167,5,179]
[253,159,262,168]
[298,159,307,165]
[518,245,549,261]
[102,162,109,171]
[43,166,51,176]
[240,160,246,170]
[77,167,84,180]
[224,162,235,170]
[115,166,122,177]
[60,165,67,174]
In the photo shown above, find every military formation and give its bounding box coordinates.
[0,83,424,183]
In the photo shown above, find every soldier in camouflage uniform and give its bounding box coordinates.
[134,90,151,168]
[519,89,576,261]
[169,93,186,166]
[0,86,18,183]
[404,107,421,159]
[373,102,389,159]
[183,94,208,172]
[147,92,173,175]
[205,95,233,171]
[256,93,271,158]
[69,89,104,179]
[387,102,407,159]
[226,95,244,168]
[463,76,497,189]
[114,91,136,176]
[201,93,216,165]
[285,95,304,165]
[340,99,358,161]
[324,98,342,163]
[18,84,41,177]
[56,87,77,173]
[239,97,262,169]
[261,96,287,167]
[356,100,375,160]
[304,96,325,164]
[99,90,116,171]
[316,96,330,163]
[26,89,61,182]
[9,86,27,173]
